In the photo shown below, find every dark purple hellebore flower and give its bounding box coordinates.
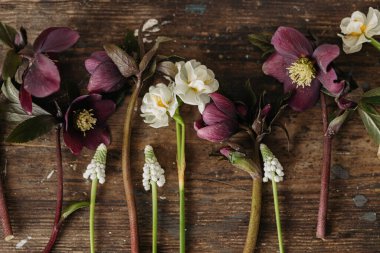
[63,94,116,155]
[194,93,247,142]
[262,26,345,111]
[19,27,79,114]
[85,51,126,93]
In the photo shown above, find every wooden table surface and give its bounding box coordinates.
[0,0,379,252]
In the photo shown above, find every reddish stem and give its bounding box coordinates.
[0,173,13,241]
[316,92,332,239]
[43,126,64,252]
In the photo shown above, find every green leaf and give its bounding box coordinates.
[103,44,139,78]
[6,115,57,143]
[60,201,90,222]
[1,78,50,121]
[358,102,380,144]
[2,50,21,79]
[0,22,17,48]
[361,87,380,105]
[248,33,274,56]
[363,87,380,97]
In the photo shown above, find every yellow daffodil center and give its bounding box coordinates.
[287,57,316,88]
[153,95,168,108]
[76,109,97,134]
[349,24,367,36]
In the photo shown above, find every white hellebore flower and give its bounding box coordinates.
[142,145,166,191]
[260,144,284,183]
[83,143,107,184]
[174,59,219,113]
[338,7,380,54]
[141,83,179,128]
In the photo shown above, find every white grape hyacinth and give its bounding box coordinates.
[141,83,179,128]
[260,144,284,183]
[174,59,219,113]
[338,7,380,54]
[142,145,166,191]
[83,143,107,184]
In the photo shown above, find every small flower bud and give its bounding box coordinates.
[260,144,284,183]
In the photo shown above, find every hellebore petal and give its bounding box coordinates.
[220,146,233,158]
[87,61,125,93]
[262,52,290,83]
[196,120,238,142]
[23,53,60,97]
[85,51,110,74]
[209,93,236,118]
[194,119,205,131]
[288,79,321,111]
[271,26,313,59]
[202,103,232,125]
[92,99,117,122]
[63,130,84,155]
[312,44,340,73]
[261,104,272,118]
[83,127,111,150]
[317,68,345,95]
[19,85,32,115]
[235,102,248,119]
[33,27,79,53]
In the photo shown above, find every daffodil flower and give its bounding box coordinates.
[140,83,179,128]
[338,7,380,54]
[174,60,219,113]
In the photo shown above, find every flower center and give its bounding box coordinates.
[287,57,316,88]
[75,109,97,134]
[153,95,168,108]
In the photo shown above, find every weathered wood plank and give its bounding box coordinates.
[0,0,379,252]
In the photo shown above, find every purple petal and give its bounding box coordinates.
[23,53,60,97]
[19,85,32,115]
[85,51,110,74]
[312,44,340,73]
[271,26,313,59]
[235,102,248,119]
[209,93,236,118]
[317,68,344,96]
[202,103,231,125]
[33,27,79,53]
[261,104,272,118]
[288,79,321,111]
[64,94,97,131]
[196,121,238,142]
[194,119,205,131]
[87,61,125,93]
[83,127,111,150]
[63,129,84,155]
[262,52,290,83]
[92,99,116,122]
[220,147,233,158]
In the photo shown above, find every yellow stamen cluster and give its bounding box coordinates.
[76,109,97,134]
[287,57,316,88]
[153,95,169,109]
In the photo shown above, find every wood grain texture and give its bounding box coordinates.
[0,0,379,252]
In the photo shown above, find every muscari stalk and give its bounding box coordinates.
[121,73,142,253]
[173,109,186,253]
[223,148,262,253]
[316,92,332,239]
[43,125,64,253]
[370,37,380,52]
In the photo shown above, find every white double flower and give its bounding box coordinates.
[338,7,380,54]
[173,60,219,113]
[140,83,179,128]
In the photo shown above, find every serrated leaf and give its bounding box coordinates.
[103,44,139,78]
[0,22,17,48]
[6,115,57,143]
[1,78,50,121]
[139,36,171,73]
[60,201,90,222]
[361,87,380,105]
[2,50,21,79]
[358,102,380,144]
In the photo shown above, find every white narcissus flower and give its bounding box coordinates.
[140,83,179,128]
[338,7,380,54]
[174,60,219,113]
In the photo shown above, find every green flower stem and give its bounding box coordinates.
[151,182,158,253]
[173,110,186,253]
[271,175,284,253]
[90,178,98,253]
[370,37,380,52]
